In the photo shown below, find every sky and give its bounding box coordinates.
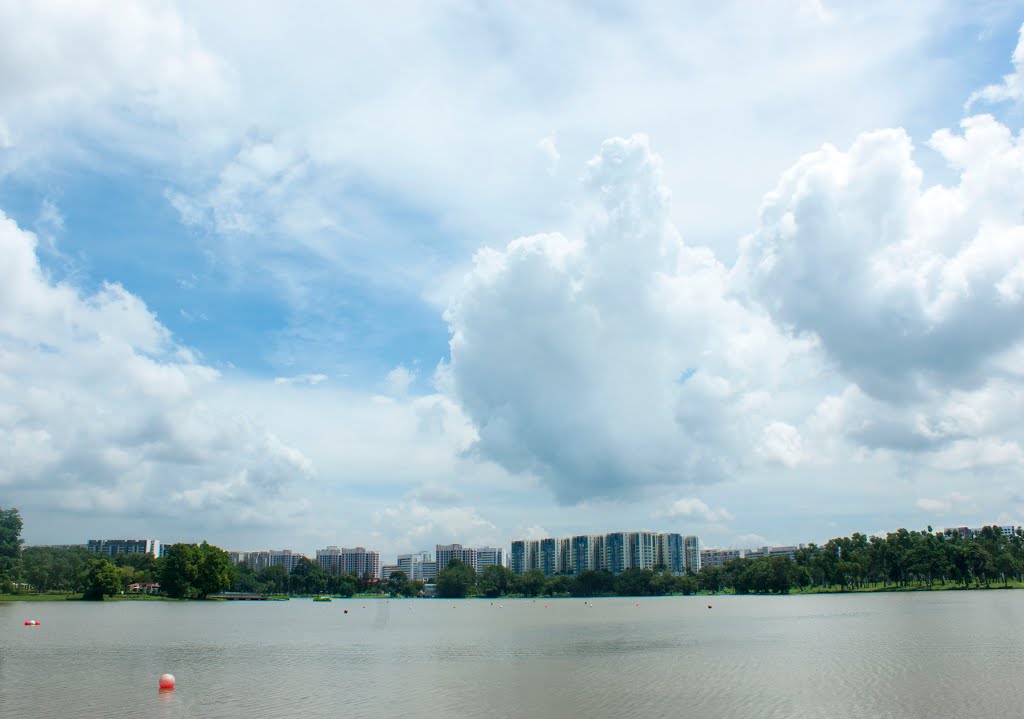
[3,1,1024,559]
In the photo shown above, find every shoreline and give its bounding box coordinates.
[4,583,1022,602]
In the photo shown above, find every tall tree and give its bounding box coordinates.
[83,559,122,600]
[437,558,477,598]
[0,507,23,558]
[160,543,201,598]
[0,507,24,592]
[196,542,233,598]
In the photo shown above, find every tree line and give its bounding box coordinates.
[232,556,424,598]
[1,507,233,600]
[436,560,700,598]
[0,506,420,599]
[696,525,1024,594]
[5,505,1023,599]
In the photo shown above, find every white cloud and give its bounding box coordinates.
[374,500,499,551]
[916,492,975,516]
[385,365,415,397]
[444,134,812,503]
[916,497,951,513]
[658,498,734,523]
[4,2,1024,552]
[738,116,1024,401]
[759,421,805,468]
[0,0,231,175]
[0,210,312,526]
[273,373,327,386]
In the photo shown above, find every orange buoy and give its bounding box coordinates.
[158,674,176,690]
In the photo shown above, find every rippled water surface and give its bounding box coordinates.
[2,592,1023,718]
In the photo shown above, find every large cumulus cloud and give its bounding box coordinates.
[738,115,1024,400]
[443,135,809,503]
[0,211,312,525]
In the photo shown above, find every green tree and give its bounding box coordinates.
[329,573,358,597]
[544,575,575,596]
[0,507,23,558]
[160,543,201,598]
[259,564,289,594]
[437,558,477,598]
[676,574,698,595]
[572,569,615,597]
[0,507,23,591]
[614,568,655,596]
[83,559,122,600]
[196,542,233,598]
[478,564,516,598]
[515,568,546,597]
[231,564,260,593]
[697,565,724,594]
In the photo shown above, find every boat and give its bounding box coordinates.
[313,596,332,602]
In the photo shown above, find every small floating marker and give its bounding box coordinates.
[343,609,348,614]
[707,605,712,609]
[158,674,176,690]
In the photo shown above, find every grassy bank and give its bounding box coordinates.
[788,579,1024,594]
[0,593,178,601]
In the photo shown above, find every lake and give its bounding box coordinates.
[2,592,1022,718]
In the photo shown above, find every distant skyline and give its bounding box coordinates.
[3,2,1024,561]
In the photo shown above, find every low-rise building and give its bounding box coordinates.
[699,548,745,568]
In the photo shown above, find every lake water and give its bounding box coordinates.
[2,592,1022,718]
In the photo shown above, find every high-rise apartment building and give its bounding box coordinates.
[683,535,701,573]
[604,532,628,574]
[316,546,381,580]
[571,535,606,574]
[228,549,307,573]
[656,532,684,574]
[475,547,504,570]
[539,537,558,575]
[512,531,695,577]
[397,551,437,582]
[436,543,478,572]
[87,539,161,558]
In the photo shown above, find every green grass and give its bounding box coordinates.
[789,580,1024,594]
[0,593,78,601]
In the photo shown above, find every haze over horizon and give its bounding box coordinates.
[3,1,1024,559]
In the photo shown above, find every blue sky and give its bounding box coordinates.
[3,1,1024,559]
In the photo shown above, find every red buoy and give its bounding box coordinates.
[707,605,712,609]
[158,674,176,690]
[343,609,348,614]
